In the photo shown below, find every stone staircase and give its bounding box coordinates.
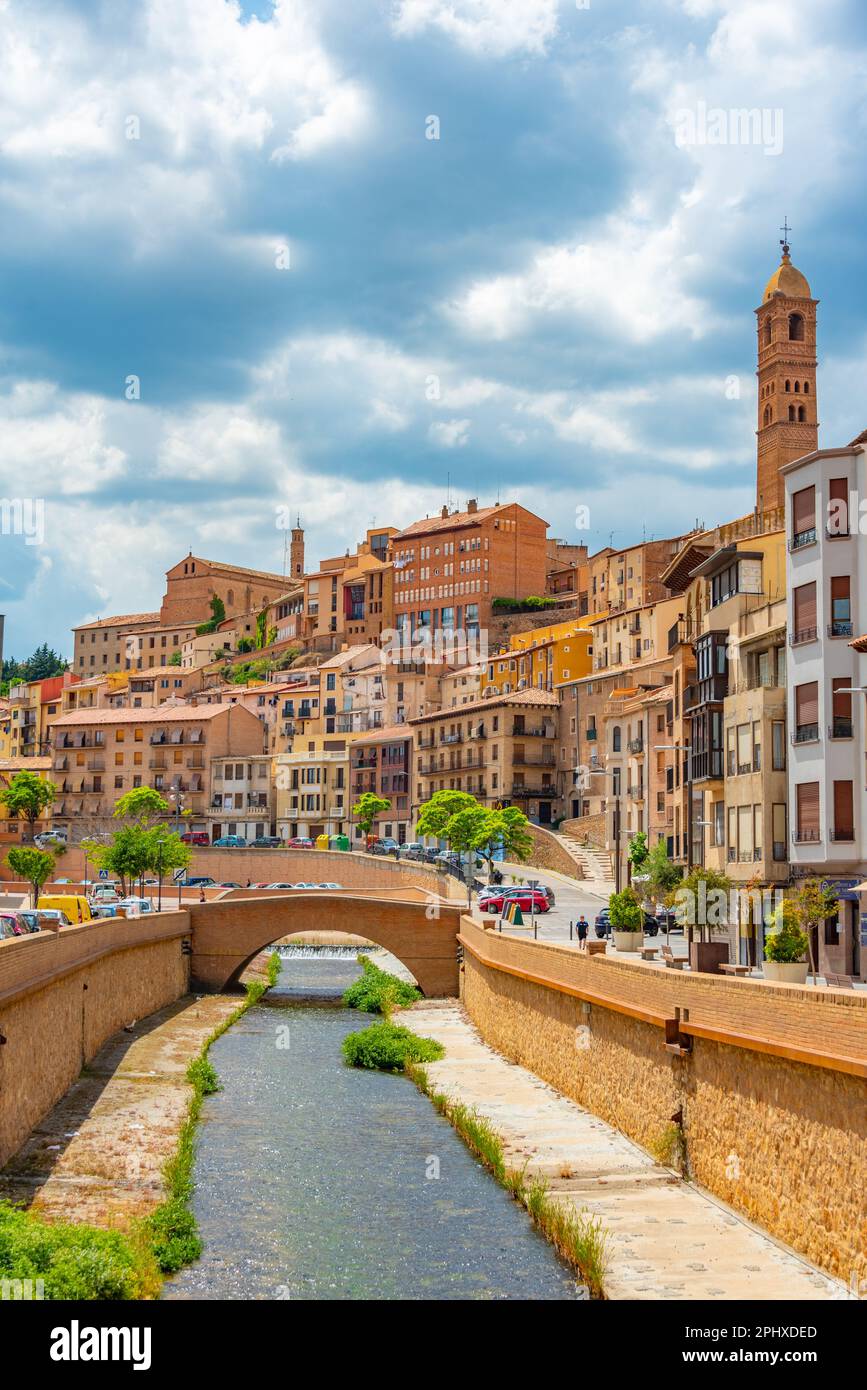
[555,832,615,896]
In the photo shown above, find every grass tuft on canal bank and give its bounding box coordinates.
[407,1063,609,1298]
[342,955,421,1013]
[0,1201,161,1300]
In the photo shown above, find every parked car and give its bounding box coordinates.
[34,908,71,929]
[369,838,399,855]
[180,831,210,846]
[482,888,550,915]
[317,882,342,890]
[212,835,247,848]
[13,910,42,934]
[0,913,23,939]
[594,908,611,938]
[89,886,121,904]
[641,913,660,938]
[286,837,314,849]
[186,876,216,887]
[35,831,67,850]
[250,836,283,849]
[37,894,93,924]
[264,882,298,890]
[215,881,242,889]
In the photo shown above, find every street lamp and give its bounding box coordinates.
[655,742,693,872]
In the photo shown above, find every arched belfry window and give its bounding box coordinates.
[763,320,772,347]
[763,405,772,426]
[789,312,805,341]
[794,381,801,393]
[788,405,796,421]
[798,405,806,423]
[785,380,791,392]
[804,381,810,394]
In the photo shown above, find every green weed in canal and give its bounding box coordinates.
[342,1020,444,1070]
[406,1063,609,1298]
[267,950,282,988]
[342,955,421,1013]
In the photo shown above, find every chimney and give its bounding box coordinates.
[441,505,449,519]
[467,498,478,514]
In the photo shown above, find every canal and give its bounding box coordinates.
[164,951,582,1300]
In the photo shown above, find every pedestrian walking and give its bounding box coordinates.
[576,914,589,948]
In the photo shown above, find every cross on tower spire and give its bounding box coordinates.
[779,216,792,257]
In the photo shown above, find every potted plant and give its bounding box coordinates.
[609,888,644,952]
[763,900,810,984]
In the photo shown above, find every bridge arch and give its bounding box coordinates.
[188,891,463,997]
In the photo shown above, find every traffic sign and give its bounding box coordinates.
[172,869,187,884]
[98,869,109,880]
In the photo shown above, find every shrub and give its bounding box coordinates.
[0,1201,151,1300]
[608,888,643,932]
[342,956,421,1013]
[764,900,809,963]
[342,1021,444,1071]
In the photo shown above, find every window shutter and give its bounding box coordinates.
[833,781,853,835]
[795,681,818,725]
[793,582,817,636]
[796,782,820,833]
[792,485,815,535]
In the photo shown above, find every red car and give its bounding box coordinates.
[287,837,314,849]
[481,889,550,915]
[180,831,210,846]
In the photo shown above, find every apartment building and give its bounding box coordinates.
[412,688,559,823]
[72,612,161,675]
[209,755,273,841]
[484,618,593,698]
[783,433,867,979]
[318,646,386,736]
[391,499,548,641]
[273,736,350,840]
[300,528,396,649]
[349,726,413,844]
[6,673,80,759]
[0,755,54,845]
[48,703,265,837]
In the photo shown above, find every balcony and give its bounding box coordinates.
[353,757,378,769]
[509,784,557,799]
[691,750,724,781]
[417,734,435,749]
[830,828,855,842]
[829,718,853,739]
[440,732,463,745]
[586,728,597,741]
[86,758,105,771]
[667,618,701,652]
[828,620,853,639]
[792,828,821,843]
[513,724,556,738]
[791,724,819,745]
[627,737,644,754]
[787,527,817,552]
[512,752,555,767]
[627,785,645,801]
[467,724,487,740]
[789,626,818,647]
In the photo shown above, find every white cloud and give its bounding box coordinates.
[391,0,559,56]
[0,381,127,495]
[428,418,471,447]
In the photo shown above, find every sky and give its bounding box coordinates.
[1,0,866,658]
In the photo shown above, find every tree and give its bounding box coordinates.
[645,840,683,903]
[764,898,810,967]
[236,637,255,653]
[5,846,56,907]
[454,804,533,878]
[608,886,644,933]
[0,771,56,833]
[677,865,731,944]
[788,878,839,982]
[352,791,391,841]
[84,824,191,897]
[416,790,478,844]
[628,830,649,876]
[168,649,182,667]
[113,787,170,827]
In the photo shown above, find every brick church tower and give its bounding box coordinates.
[290,520,305,579]
[755,232,818,514]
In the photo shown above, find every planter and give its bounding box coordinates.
[689,941,729,975]
[613,930,642,952]
[763,959,809,985]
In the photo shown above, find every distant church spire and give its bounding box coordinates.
[755,235,818,514]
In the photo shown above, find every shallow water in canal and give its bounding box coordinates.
[163,953,581,1301]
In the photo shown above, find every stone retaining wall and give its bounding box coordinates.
[459,919,867,1284]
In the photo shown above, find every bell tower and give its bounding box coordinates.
[290,517,305,579]
[755,224,818,515]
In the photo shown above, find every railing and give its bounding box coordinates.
[511,753,555,767]
[828,620,853,638]
[791,724,819,745]
[789,626,818,646]
[627,785,644,801]
[509,785,557,798]
[829,718,853,739]
[788,528,817,552]
[792,828,821,843]
[773,841,787,861]
[627,737,643,754]
[86,758,105,771]
[514,725,556,738]
[830,829,855,842]
[586,728,597,741]
[440,732,463,745]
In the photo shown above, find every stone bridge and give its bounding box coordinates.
[188,887,464,995]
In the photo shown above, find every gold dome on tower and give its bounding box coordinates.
[763,252,811,301]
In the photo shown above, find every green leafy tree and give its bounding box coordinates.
[352,791,391,841]
[113,786,170,827]
[678,865,731,943]
[5,846,56,906]
[0,771,56,834]
[628,830,649,875]
[447,804,533,878]
[645,839,683,908]
[236,637,255,653]
[788,878,839,981]
[415,789,478,845]
[168,649,182,667]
